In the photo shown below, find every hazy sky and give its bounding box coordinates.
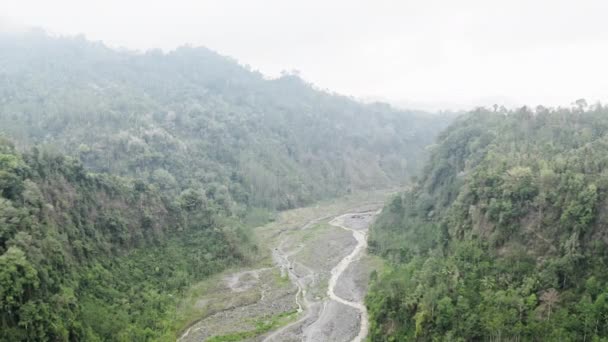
[2,0,608,111]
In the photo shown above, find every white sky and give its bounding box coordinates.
[2,0,608,111]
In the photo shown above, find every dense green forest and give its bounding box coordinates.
[0,138,255,340]
[0,30,452,340]
[0,30,451,210]
[368,104,608,341]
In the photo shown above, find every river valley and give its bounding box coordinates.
[177,197,385,342]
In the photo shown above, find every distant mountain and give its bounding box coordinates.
[360,95,522,113]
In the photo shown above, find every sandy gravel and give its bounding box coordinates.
[333,257,373,304]
[302,301,360,341]
[334,212,376,231]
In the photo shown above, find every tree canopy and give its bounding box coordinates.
[368,105,608,341]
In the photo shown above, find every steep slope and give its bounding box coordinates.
[0,30,452,211]
[368,106,608,341]
[0,138,253,340]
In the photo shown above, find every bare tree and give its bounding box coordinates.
[540,288,560,318]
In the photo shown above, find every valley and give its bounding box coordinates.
[4,22,608,342]
[0,32,450,341]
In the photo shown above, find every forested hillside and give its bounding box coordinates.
[368,105,608,341]
[0,30,451,210]
[0,138,254,340]
[0,30,452,340]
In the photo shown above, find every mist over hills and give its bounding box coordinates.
[0,30,453,340]
[0,30,453,210]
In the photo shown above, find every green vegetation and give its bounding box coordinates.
[0,30,451,211]
[0,138,255,340]
[368,105,608,341]
[0,31,451,340]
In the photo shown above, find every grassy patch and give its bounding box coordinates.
[274,270,291,286]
